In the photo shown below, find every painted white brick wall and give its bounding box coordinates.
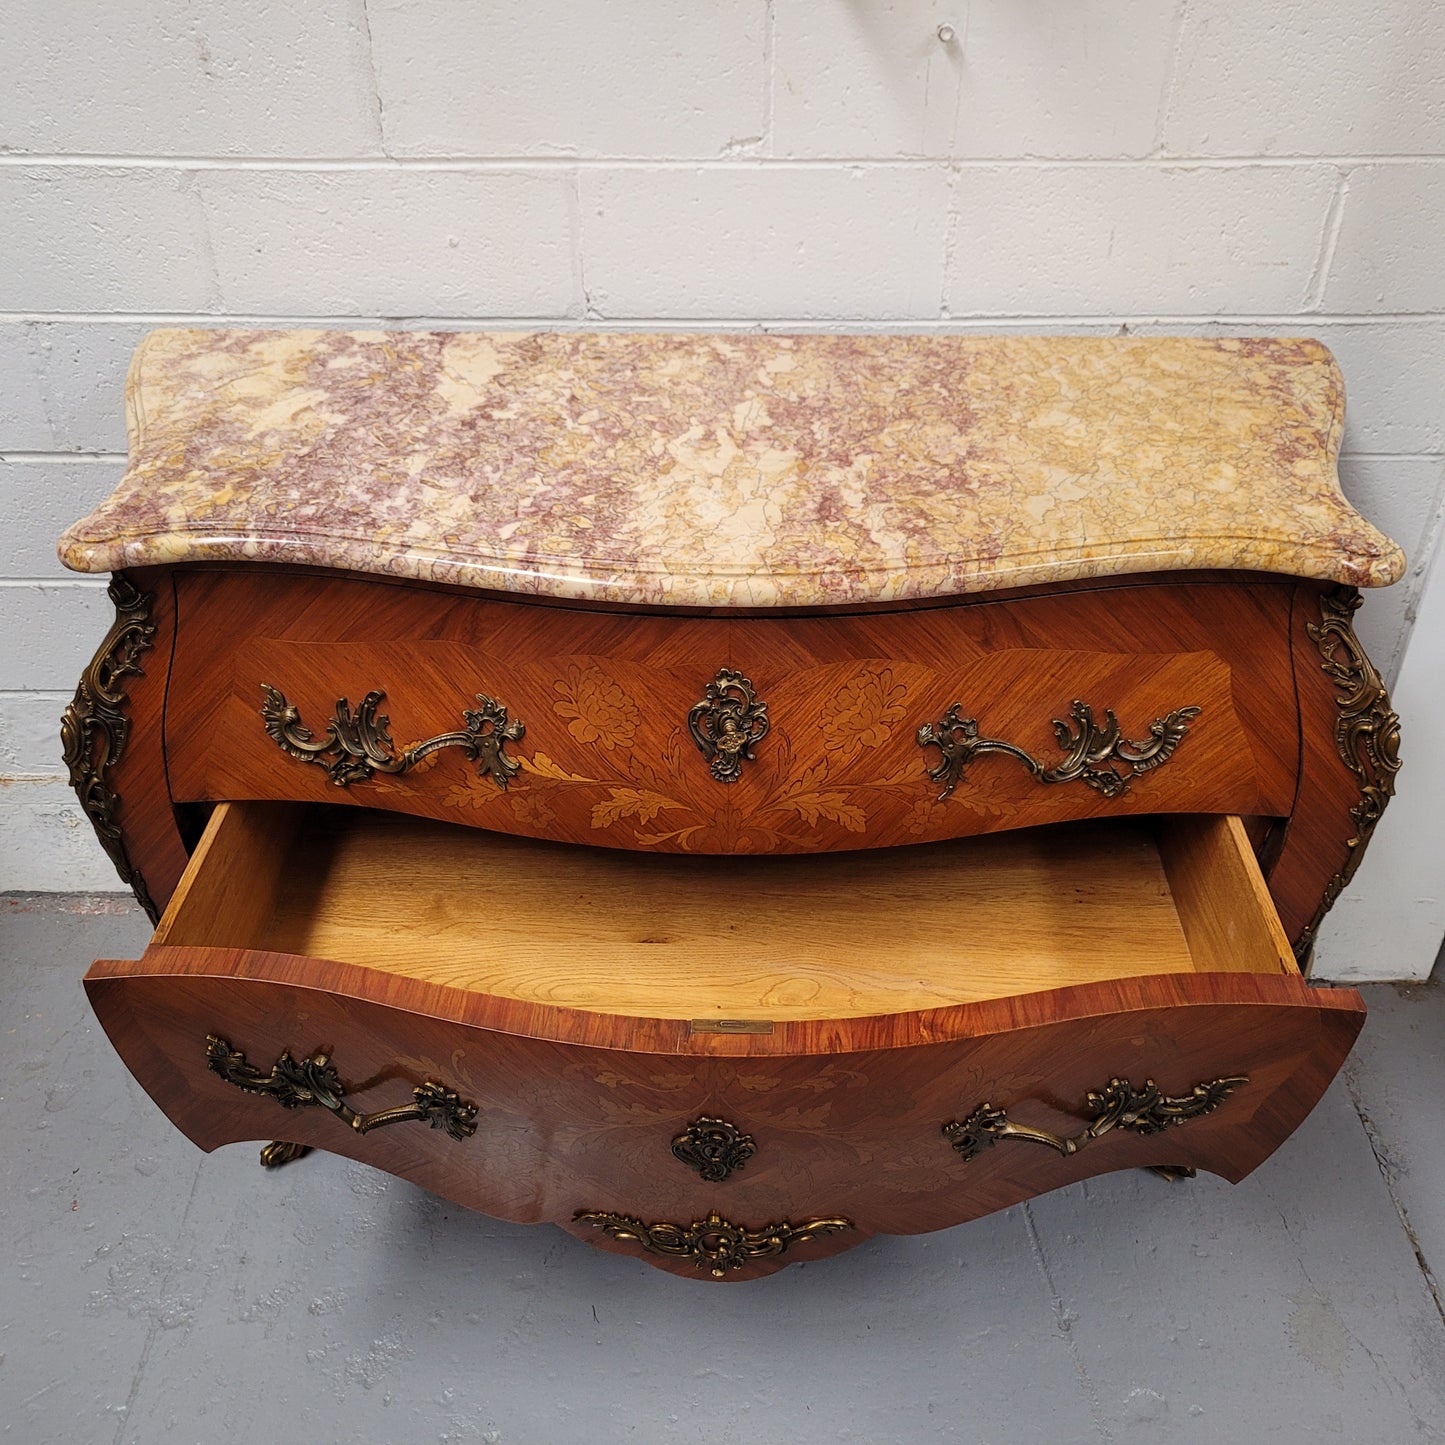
[581,165,952,317]
[202,170,577,314]
[0,0,382,157]
[367,3,769,158]
[2,2,1441,980]
[944,165,1339,315]
[1322,164,1445,311]
[771,2,1180,159]
[4,169,216,312]
[1163,1,1445,156]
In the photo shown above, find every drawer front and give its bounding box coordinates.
[165,570,1299,853]
[164,571,741,850]
[719,578,1298,852]
[87,951,1361,1281]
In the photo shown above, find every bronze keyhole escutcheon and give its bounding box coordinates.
[687,668,770,783]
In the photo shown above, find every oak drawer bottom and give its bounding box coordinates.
[151,802,1296,1019]
[84,803,1363,1281]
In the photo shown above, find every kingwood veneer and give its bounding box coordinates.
[59,331,1403,1280]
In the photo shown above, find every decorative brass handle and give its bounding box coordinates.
[943,1074,1247,1163]
[687,668,770,782]
[917,698,1202,802]
[205,1035,479,1142]
[260,683,523,789]
[574,1209,852,1277]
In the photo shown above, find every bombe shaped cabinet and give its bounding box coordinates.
[60,332,1402,1280]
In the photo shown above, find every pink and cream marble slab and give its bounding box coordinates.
[59,330,1404,607]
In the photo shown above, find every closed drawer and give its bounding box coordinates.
[163,569,1300,855]
[86,799,1361,1281]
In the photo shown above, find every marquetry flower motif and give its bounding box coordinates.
[553,666,639,749]
[445,773,504,811]
[510,792,557,830]
[591,787,683,829]
[820,669,907,762]
[905,796,947,837]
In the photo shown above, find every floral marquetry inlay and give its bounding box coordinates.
[820,668,908,762]
[461,663,935,852]
[553,665,640,750]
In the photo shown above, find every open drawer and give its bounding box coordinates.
[86,803,1364,1281]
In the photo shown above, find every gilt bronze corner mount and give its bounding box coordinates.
[1293,586,1402,959]
[61,575,159,922]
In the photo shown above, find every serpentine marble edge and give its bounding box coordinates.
[59,330,1404,607]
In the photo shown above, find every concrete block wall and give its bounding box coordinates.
[3,2,1442,978]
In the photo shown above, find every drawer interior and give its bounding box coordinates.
[151,803,1297,1021]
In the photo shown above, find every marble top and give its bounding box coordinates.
[59,329,1403,607]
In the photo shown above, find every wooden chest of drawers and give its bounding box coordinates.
[59,331,1403,1280]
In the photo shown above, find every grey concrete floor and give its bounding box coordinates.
[3,895,1444,1445]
